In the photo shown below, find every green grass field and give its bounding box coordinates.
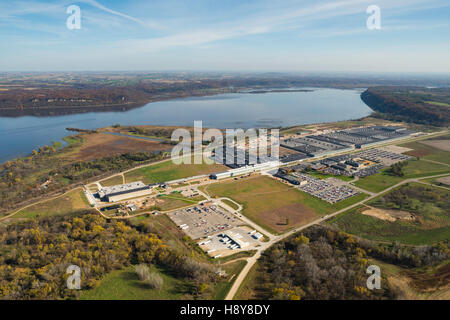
[80,260,247,300]
[329,206,450,245]
[100,175,124,187]
[201,175,368,234]
[401,140,450,165]
[124,158,226,184]
[220,199,240,210]
[328,183,450,245]
[354,159,450,193]
[80,265,190,300]
[157,194,206,211]
[14,189,90,220]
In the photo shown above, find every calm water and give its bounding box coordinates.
[0,88,371,162]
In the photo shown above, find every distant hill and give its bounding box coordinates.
[361,86,450,127]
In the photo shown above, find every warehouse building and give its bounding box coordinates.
[97,181,152,202]
[210,161,280,180]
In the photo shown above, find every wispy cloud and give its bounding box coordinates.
[78,0,159,29]
[115,0,449,51]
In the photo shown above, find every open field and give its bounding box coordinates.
[419,140,450,152]
[80,259,247,300]
[328,183,450,245]
[63,133,172,162]
[125,158,227,184]
[221,199,240,210]
[354,159,450,193]
[420,175,450,187]
[201,175,368,234]
[329,206,450,245]
[12,189,90,220]
[157,194,206,211]
[99,175,124,187]
[401,138,450,164]
[80,265,189,300]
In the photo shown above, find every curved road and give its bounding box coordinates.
[224,172,450,300]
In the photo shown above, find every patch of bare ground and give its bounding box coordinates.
[436,176,450,186]
[258,204,317,233]
[362,207,415,222]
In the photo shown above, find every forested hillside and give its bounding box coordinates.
[361,87,450,127]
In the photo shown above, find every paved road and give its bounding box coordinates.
[224,171,450,300]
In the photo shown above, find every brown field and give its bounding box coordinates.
[258,204,316,231]
[420,140,450,152]
[436,176,450,186]
[66,133,172,161]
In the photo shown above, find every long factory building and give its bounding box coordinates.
[281,125,416,159]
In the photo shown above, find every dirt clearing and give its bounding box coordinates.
[258,204,317,233]
[362,207,415,222]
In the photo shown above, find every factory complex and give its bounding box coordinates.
[97,181,153,202]
[279,125,416,162]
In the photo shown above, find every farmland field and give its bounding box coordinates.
[401,136,450,164]
[100,175,124,187]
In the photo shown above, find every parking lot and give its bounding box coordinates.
[167,204,240,239]
[291,173,360,203]
[198,226,262,258]
[316,148,413,178]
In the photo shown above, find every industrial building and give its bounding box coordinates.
[97,181,152,202]
[209,161,280,180]
[211,144,276,169]
[278,125,416,165]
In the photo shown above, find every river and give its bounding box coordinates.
[0,88,372,163]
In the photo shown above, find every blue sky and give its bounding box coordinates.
[0,0,449,72]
